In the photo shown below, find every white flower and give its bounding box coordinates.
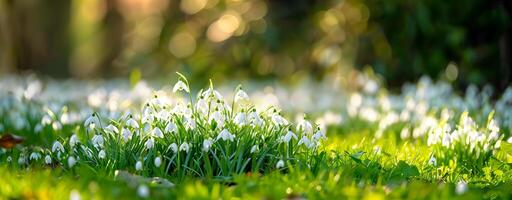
[18,156,26,165]
[173,80,189,93]
[234,112,247,126]
[70,189,81,200]
[84,114,100,128]
[52,121,62,131]
[234,89,249,104]
[45,155,52,164]
[217,129,235,141]
[69,134,79,148]
[312,129,326,141]
[6,156,12,162]
[507,137,512,144]
[272,114,288,126]
[92,134,104,148]
[276,160,285,169]
[68,156,76,168]
[282,130,297,143]
[455,181,468,195]
[209,111,225,128]
[98,150,106,159]
[169,143,178,153]
[203,88,223,100]
[137,184,150,198]
[152,127,164,138]
[249,111,264,127]
[165,122,178,134]
[250,145,259,153]
[428,156,437,166]
[136,160,143,171]
[297,136,312,148]
[179,142,190,153]
[105,124,119,133]
[196,98,209,115]
[154,156,162,167]
[145,138,154,149]
[488,119,500,133]
[52,141,64,153]
[126,118,139,129]
[30,152,41,161]
[42,115,53,126]
[488,131,500,142]
[297,119,313,135]
[122,128,132,142]
[203,138,214,152]
[184,116,196,130]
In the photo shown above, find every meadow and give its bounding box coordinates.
[1,72,512,199]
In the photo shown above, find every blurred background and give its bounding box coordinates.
[0,0,510,91]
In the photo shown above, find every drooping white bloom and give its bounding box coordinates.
[165,122,178,134]
[203,138,213,152]
[6,156,12,162]
[173,80,189,93]
[169,143,178,153]
[184,116,196,130]
[137,184,150,198]
[41,115,53,126]
[281,130,297,143]
[249,111,264,127]
[152,127,164,138]
[68,156,76,168]
[18,156,26,165]
[217,129,235,142]
[428,156,437,166]
[52,141,64,153]
[122,128,132,142]
[92,134,104,148]
[196,98,209,115]
[45,155,52,164]
[136,160,143,171]
[250,145,259,153]
[98,150,106,159]
[30,152,41,161]
[488,119,500,133]
[209,111,225,128]
[234,112,247,126]
[203,88,223,100]
[297,119,313,135]
[234,89,249,104]
[69,134,79,148]
[272,114,289,126]
[276,160,285,169]
[154,156,162,167]
[297,136,311,148]
[455,181,468,195]
[126,118,139,129]
[507,137,512,144]
[145,138,154,149]
[52,121,62,131]
[84,114,100,128]
[105,124,119,133]
[179,142,190,153]
[312,129,326,141]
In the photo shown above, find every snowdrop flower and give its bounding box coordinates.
[92,134,104,148]
[297,119,313,135]
[428,156,437,166]
[455,181,468,195]
[70,190,81,200]
[272,113,289,126]
[145,138,154,149]
[209,111,225,128]
[179,142,190,153]
[249,111,264,127]
[41,115,53,126]
[52,121,62,131]
[52,141,64,153]
[45,155,52,164]
[154,156,162,167]
[312,129,326,141]
[234,89,249,104]
[126,117,139,129]
[105,124,119,133]
[203,88,223,100]
[18,156,26,165]
[276,160,285,169]
[297,136,312,148]
[135,160,143,171]
[488,119,500,133]
[203,138,213,152]
[250,145,259,153]
[169,143,178,153]
[184,116,196,130]
[69,134,79,148]
[173,80,189,93]
[98,150,106,159]
[152,127,164,138]
[507,137,512,144]
[196,97,209,115]
[281,130,297,143]
[137,184,150,198]
[122,128,132,142]
[6,156,12,163]
[234,112,247,126]
[68,156,76,168]
[217,129,235,141]
[84,114,100,128]
[165,122,178,134]
[30,152,41,161]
